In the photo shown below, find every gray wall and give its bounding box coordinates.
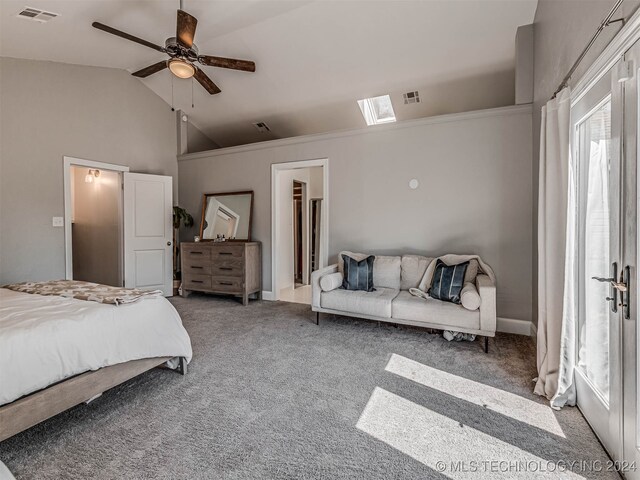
[531,0,640,325]
[179,106,533,322]
[187,121,219,153]
[0,57,177,284]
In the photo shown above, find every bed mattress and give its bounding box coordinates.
[0,288,192,406]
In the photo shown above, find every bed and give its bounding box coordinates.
[0,287,192,442]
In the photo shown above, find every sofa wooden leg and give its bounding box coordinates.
[483,336,489,354]
[316,312,319,325]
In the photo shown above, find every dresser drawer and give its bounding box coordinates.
[212,245,244,260]
[183,262,212,275]
[183,274,211,290]
[212,257,244,277]
[210,276,243,293]
[182,244,211,261]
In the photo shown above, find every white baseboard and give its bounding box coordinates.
[530,322,538,343]
[497,317,535,336]
[261,291,276,301]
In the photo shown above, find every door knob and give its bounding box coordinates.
[167,241,172,246]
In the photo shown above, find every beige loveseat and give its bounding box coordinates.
[311,253,496,352]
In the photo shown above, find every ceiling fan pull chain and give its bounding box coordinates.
[171,74,175,111]
[191,77,194,108]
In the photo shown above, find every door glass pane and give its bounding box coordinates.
[578,99,611,403]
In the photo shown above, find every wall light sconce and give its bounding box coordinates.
[85,169,100,183]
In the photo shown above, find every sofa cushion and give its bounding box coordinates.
[400,255,433,290]
[321,287,399,318]
[320,272,343,292]
[342,254,375,292]
[339,251,401,290]
[392,291,480,331]
[460,282,481,311]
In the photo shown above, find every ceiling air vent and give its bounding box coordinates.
[16,7,59,22]
[252,122,271,133]
[403,91,420,104]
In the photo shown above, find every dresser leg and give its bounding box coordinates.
[181,288,191,298]
[316,312,319,325]
[242,293,249,306]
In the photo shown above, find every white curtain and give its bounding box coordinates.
[534,88,576,408]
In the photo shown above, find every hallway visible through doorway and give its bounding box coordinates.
[271,159,329,304]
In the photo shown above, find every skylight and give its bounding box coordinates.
[357,95,396,126]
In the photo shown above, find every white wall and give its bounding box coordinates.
[0,57,177,284]
[179,105,533,321]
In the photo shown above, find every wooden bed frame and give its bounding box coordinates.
[0,356,187,442]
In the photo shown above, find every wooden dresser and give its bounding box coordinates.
[180,242,261,305]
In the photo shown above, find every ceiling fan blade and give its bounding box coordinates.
[199,55,255,72]
[132,61,168,78]
[194,68,221,95]
[177,10,198,48]
[92,22,165,53]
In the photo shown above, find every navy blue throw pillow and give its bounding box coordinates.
[342,254,375,292]
[429,259,469,304]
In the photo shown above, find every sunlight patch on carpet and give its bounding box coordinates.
[385,354,564,437]
[356,387,581,479]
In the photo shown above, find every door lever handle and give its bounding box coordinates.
[591,276,627,291]
[592,276,615,282]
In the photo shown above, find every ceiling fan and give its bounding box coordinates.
[92,8,255,95]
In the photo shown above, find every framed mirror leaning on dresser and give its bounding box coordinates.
[200,191,254,241]
[181,191,261,305]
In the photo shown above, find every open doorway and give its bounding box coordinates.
[272,159,328,304]
[64,157,129,287]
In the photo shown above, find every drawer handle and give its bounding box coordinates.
[190,251,204,255]
[192,280,204,284]
[219,282,233,286]
[191,266,203,269]
[220,267,232,271]
[219,252,232,256]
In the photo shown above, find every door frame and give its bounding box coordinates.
[271,158,329,301]
[63,156,129,281]
[291,179,308,285]
[571,67,622,458]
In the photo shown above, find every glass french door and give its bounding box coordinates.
[573,42,640,476]
[621,40,640,478]
[572,62,624,460]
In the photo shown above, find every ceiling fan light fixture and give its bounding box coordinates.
[168,58,195,79]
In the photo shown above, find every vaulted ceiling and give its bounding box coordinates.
[0,0,538,148]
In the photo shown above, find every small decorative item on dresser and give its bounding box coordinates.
[180,242,262,305]
[194,236,201,242]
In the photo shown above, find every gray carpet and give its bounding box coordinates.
[0,295,617,479]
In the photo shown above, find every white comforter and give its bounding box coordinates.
[0,288,192,406]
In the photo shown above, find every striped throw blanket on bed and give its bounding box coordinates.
[2,280,163,306]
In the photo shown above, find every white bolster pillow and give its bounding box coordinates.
[320,272,343,292]
[460,282,481,311]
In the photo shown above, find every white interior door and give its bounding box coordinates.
[123,173,173,296]
[572,62,624,459]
